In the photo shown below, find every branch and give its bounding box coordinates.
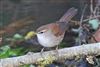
[70,15,100,24]
[0,43,100,67]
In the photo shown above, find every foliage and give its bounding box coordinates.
[0,45,25,58]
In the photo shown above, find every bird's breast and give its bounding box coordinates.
[37,34,64,47]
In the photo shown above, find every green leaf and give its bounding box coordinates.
[13,34,24,40]
[88,19,99,30]
[0,45,26,58]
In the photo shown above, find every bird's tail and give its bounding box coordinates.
[59,7,77,22]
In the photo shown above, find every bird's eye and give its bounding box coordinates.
[39,31,44,34]
[38,29,47,34]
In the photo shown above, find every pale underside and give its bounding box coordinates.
[37,32,64,47]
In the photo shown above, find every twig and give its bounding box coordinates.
[80,5,87,26]
[93,4,99,16]
[70,15,100,25]
[0,43,100,67]
[90,0,94,15]
[84,15,100,22]
[79,5,87,44]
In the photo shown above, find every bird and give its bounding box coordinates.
[36,7,78,51]
[25,7,78,52]
[35,7,78,51]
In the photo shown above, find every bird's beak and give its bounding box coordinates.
[24,31,37,40]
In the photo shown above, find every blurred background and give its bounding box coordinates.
[0,0,88,32]
[0,0,100,67]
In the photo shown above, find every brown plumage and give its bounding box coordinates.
[36,7,78,47]
[37,23,64,37]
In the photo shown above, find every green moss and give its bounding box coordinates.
[36,55,56,67]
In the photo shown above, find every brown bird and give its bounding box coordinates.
[36,7,78,51]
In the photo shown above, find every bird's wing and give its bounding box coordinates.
[49,23,64,37]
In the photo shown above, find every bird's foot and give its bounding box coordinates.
[27,52,34,55]
[40,48,45,59]
[54,45,59,58]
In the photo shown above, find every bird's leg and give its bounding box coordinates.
[40,48,45,59]
[56,45,59,51]
[54,45,59,58]
[41,48,44,53]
